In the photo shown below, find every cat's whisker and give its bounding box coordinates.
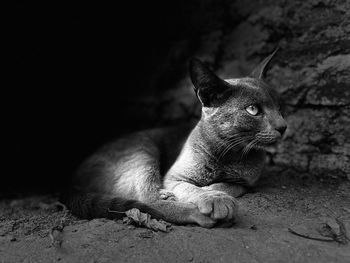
[218,136,247,155]
[240,138,258,159]
[214,138,234,156]
[219,133,254,156]
[218,135,253,160]
[217,139,239,160]
[219,140,244,160]
[214,132,250,155]
[220,141,246,160]
[224,137,250,153]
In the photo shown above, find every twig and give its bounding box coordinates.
[108,209,126,214]
[288,228,334,242]
[54,201,68,211]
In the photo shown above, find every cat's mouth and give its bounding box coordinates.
[258,141,279,150]
[254,133,282,149]
[260,139,279,146]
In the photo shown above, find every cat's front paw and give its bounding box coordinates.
[191,191,239,222]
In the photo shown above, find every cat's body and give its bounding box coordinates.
[62,51,287,227]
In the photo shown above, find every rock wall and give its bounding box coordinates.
[150,0,350,180]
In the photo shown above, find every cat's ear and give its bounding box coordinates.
[189,58,231,107]
[249,48,279,79]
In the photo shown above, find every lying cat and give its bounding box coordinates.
[62,50,287,227]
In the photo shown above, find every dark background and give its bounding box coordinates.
[9,1,201,195]
[7,0,350,196]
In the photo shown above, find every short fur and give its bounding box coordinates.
[62,51,287,227]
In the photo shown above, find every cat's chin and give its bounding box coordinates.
[255,141,279,151]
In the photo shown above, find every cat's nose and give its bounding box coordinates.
[275,125,287,136]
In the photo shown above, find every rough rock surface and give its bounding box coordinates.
[143,0,350,180]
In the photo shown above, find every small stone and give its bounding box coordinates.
[250,225,257,230]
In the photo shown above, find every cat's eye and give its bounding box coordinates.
[246,105,259,116]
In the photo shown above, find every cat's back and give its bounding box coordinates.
[98,121,196,161]
[73,121,196,192]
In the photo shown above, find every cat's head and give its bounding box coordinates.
[189,50,287,152]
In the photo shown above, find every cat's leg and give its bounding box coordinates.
[164,180,239,224]
[128,167,215,226]
[114,159,162,202]
[146,200,216,227]
[134,172,216,226]
[202,183,247,198]
[115,153,215,227]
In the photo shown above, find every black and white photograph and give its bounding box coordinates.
[3,0,350,262]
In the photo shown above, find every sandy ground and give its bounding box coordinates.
[1,174,349,263]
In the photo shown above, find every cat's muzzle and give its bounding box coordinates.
[255,131,283,147]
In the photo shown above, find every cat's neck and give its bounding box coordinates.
[188,120,264,164]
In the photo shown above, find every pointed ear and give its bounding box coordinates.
[189,58,231,107]
[250,48,279,79]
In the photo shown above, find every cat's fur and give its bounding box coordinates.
[62,50,287,227]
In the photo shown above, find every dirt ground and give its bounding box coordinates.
[1,174,349,263]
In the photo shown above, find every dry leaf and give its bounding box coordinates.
[318,218,348,245]
[123,208,172,232]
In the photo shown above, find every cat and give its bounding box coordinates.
[61,50,287,228]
